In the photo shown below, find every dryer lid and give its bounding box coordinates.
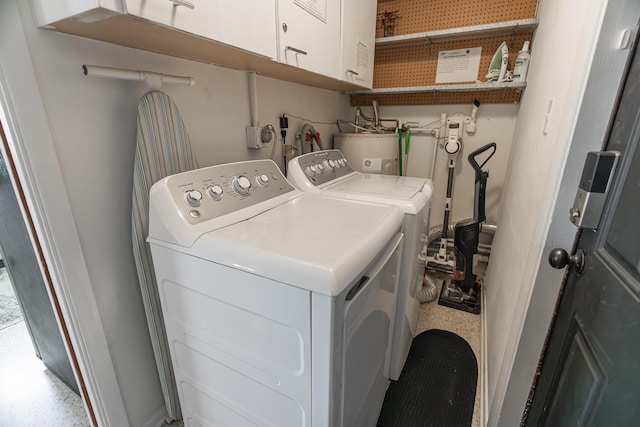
[183,194,404,296]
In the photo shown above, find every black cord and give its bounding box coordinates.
[282,135,287,175]
[280,115,288,175]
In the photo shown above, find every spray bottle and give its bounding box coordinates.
[513,41,531,83]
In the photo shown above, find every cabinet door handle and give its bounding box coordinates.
[285,46,308,56]
[346,69,359,76]
[168,0,195,9]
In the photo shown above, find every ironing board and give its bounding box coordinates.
[132,90,197,421]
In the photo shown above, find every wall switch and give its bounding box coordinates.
[542,98,554,136]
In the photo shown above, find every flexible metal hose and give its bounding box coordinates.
[417,223,457,303]
[300,122,325,151]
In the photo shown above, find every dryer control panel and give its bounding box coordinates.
[293,150,354,186]
[153,159,296,226]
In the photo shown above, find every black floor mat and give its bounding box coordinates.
[377,329,478,427]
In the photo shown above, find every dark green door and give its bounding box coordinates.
[526,35,640,426]
[0,141,79,394]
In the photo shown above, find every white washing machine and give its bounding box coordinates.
[288,149,434,381]
[147,159,404,427]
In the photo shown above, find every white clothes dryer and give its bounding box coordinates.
[288,149,434,381]
[147,159,404,427]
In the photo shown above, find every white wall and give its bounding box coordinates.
[484,0,640,425]
[1,1,350,425]
[350,104,519,228]
[486,0,607,421]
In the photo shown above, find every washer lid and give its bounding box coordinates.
[184,194,404,296]
[324,174,433,214]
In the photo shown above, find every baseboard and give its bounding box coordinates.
[142,405,170,427]
[480,286,489,427]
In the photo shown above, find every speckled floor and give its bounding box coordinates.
[0,268,90,427]
[0,267,21,330]
[417,274,482,427]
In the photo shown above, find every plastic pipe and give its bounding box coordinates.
[397,130,403,176]
[248,72,259,127]
[439,113,447,148]
[82,65,195,88]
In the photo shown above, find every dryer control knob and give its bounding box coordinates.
[316,164,325,173]
[232,176,251,195]
[256,174,269,185]
[207,185,223,200]
[186,189,203,206]
[305,166,315,176]
[322,159,335,172]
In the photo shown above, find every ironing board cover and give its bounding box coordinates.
[132,90,197,420]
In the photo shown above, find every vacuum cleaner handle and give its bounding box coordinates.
[468,142,497,223]
[468,142,497,176]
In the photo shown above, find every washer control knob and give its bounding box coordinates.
[256,174,269,185]
[316,164,325,173]
[232,175,251,195]
[305,166,315,176]
[185,189,203,207]
[207,185,223,200]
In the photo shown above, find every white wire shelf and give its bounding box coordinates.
[347,81,527,96]
[375,18,538,48]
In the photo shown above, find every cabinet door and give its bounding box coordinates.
[124,0,277,59]
[276,0,340,78]
[339,0,376,88]
[29,0,123,27]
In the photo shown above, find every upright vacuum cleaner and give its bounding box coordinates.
[438,142,496,314]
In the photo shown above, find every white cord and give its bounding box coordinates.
[339,121,387,133]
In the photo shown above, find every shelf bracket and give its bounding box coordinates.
[426,36,434,55]
[510,24,520,49]
[433,89,438,103]
[501,87,507,101]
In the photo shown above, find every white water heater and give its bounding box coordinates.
[334,133,398,175]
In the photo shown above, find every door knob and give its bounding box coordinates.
[548,248,585,275]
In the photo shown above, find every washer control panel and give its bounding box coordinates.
[295,150,354,186]
[162,159,295,224]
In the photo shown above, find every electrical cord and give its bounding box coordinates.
[279,115,288,175]
[282,112,338,125]
[415,118,443,129]
[337,120,386,133]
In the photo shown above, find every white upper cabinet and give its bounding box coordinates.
[124,0,277,59]
[29,0,122,26]
[276,0,340,79]
[27,0,377,91]
[339,0,377,89]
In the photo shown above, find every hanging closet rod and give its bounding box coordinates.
[82,65,195,88]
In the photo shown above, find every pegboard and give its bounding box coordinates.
[376,0,538,37]
[349,89,523,107]
[363,0,539,106]
[373,33,532,87]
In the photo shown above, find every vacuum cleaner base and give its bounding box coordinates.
[438,279,481,315]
